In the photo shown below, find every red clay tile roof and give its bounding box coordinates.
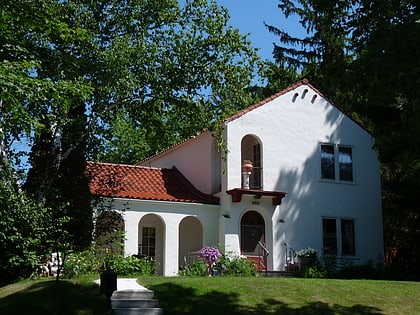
[86,161,219,205]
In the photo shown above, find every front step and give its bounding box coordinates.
[111,289,163,315]
[111,298,160,308]
[111,290,155,300]
[113,307,163,315]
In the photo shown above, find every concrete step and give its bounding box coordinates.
[111,289,156,300]
[111,288,163,315]
[111,298,160,309]
[113,307,164,315]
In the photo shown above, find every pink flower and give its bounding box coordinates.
[198,246,222,264]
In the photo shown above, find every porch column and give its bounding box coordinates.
[163,217,180,276]
[123,212,139,256]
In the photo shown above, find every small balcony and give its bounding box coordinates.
[242,165,262,190]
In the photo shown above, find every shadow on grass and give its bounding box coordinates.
[150,283,384,315]
[0,279,107,315]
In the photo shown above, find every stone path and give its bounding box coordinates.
[94,278,149,291]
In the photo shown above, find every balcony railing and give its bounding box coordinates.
[249,167,262,189]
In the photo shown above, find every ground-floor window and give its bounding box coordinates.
[322,218,355,256]
[139,227,156,257]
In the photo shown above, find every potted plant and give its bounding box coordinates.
[296,247,318,267]
[242,160,253,173]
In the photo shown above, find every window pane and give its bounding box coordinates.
[339,147,353,181]
[321,145,335,179]
[341,220,355,256]
[141,227,156,258]
[322,218,337,254]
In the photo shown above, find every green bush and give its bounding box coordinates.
[108,255,156,276]
[65,249,99,278]
[218,255,257,276]
[64,249,156,278]
[179,250,258,277]
[179,260,207,276]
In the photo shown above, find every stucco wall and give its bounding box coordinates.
[223,84,383,269]
[139,131,221,195]
[104,198,220,276]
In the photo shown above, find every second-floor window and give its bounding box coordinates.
[320,144,353,182]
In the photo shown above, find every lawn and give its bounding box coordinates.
[139,276,420,315]
[0,275,419,315]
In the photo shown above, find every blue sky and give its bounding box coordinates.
[217,0,306,61]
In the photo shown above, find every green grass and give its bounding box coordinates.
[139,276,420,315]
[1,275,419,314]
[0,275,107,315]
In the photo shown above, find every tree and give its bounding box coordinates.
[265,0,354,107]
[2,0,262,270]
[78,0,260,163]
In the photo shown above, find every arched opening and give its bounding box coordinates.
[241,135,262,189]
[94,210,124,254]
[179,216,203,269]
[241,211,266,270]
[138,214,165,275]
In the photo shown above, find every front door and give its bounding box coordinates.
[241,211,266,270]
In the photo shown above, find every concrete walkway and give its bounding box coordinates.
[95,278,150,291]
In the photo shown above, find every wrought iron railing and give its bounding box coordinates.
[249,167,262,189]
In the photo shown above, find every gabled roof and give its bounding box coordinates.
[139,79,365,164]
[86,161,219,205]
[222,78,324,124]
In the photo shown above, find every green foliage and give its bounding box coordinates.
[2,0,260,271]
[296,255,387,280]
[86,0,260,163]
[217,255,257,277]
[0,164,48,284]
[64,249,156,278]
[180,252,258,277]
[179,260,207,277]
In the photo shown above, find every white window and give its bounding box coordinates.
[322,218,356,256]
[139,227,156,258]
[320,144,353,182]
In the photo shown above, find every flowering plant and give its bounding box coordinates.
[296,247,318,258]
[198,246,222,265]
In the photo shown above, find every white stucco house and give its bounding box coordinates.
[87,79,384,276]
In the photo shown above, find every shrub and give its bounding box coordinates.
[180,251,258,277]
[64,249,155,278]
[219,255,257,276]
[179,260,207,276]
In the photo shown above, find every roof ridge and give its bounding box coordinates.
[222,78,313,124]
[137,130,208,165]
[88,161,163,171]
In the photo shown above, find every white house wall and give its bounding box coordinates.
[139,131,220,195]
[116,82,384,274]
[102,198,219,276]
[224,84,383,269]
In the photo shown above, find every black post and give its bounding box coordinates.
[100,269,117,308]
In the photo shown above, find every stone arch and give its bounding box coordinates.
[138,214,165,275]
[179,216,203,268]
